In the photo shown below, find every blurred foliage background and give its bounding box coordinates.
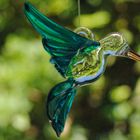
[0,0,140,140]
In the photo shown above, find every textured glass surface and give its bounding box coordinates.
[24,2,140,137]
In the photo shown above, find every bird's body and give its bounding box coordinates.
[66,44,104,84]
[24,2,140,137]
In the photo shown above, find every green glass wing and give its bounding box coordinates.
[47,79,76,136]
[24,2,95,77]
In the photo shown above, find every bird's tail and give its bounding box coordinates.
[46,78,77,137]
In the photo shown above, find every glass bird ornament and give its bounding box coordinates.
[24,2,140,137]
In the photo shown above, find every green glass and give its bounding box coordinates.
[24,2,140,137]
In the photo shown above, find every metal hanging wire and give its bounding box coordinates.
[78,0,81,27]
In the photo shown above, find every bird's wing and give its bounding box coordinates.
[24,2,96,77]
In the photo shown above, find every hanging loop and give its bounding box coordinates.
[74,27,95,40]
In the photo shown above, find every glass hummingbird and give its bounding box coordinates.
[24,2,140,137]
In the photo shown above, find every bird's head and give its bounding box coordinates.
[99,33,140,61]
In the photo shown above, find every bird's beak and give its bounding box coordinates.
[127,50,140,61]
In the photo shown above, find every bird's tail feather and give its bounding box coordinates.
[46,78,77,137]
